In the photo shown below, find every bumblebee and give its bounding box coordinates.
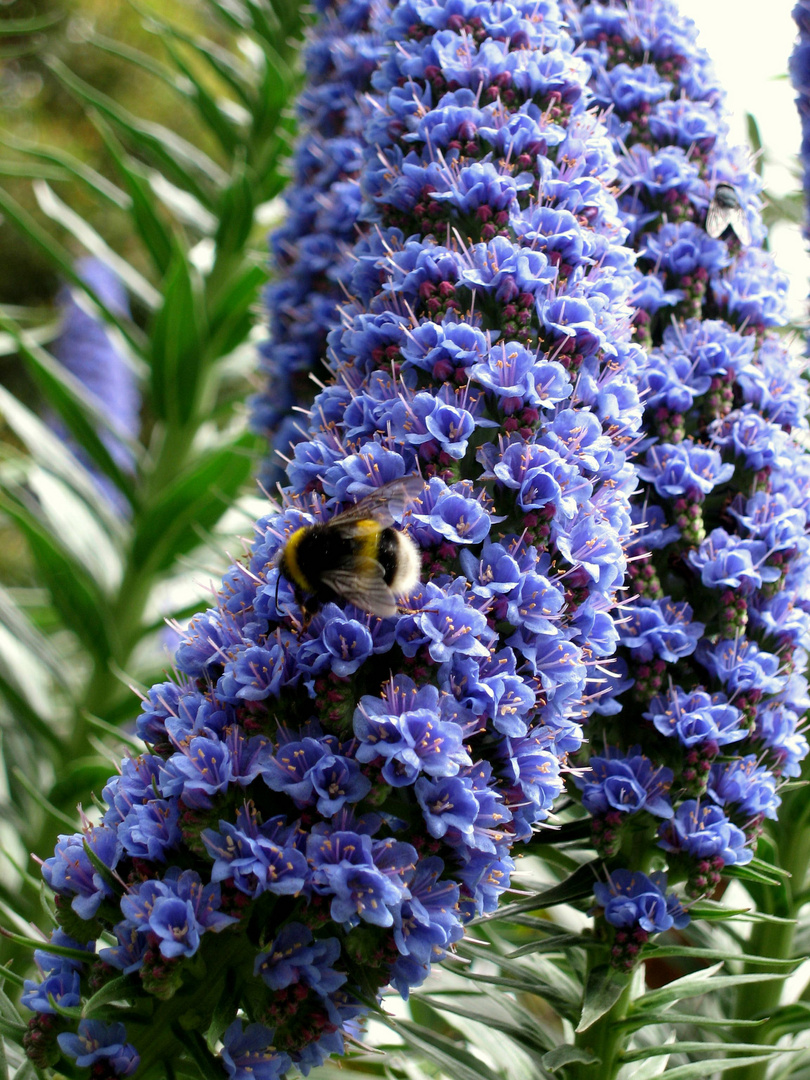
[276,476,423,629]
[706,182,751,246]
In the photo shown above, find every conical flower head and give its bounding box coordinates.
[562,0,810,956]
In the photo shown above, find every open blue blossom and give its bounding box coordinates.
[576,747,673,819]
[595,869,689,933]
[220,1020,291,1080]
[57,1020,139,1077]
[658,801,752,867]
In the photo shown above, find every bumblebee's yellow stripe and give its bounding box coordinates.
[353,519,381,562]
[283,528,315,592]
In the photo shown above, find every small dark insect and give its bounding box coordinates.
[705,182,751,246]
[276,475,424,631]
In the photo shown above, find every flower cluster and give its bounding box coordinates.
[51,257,139,511]
[563,0,810,966]
[252,0,386,487]
[793,1,810,240]
[24,0,646,1074]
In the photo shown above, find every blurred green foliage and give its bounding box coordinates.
[0,0,306,963]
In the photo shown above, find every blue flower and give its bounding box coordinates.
[708,757,781,821]
[307,831,415,927]
[697,638,786,697]
[637,443,735,499]
[29,0,672,1066]
[620,598,703,663]
[120,869,237,959]
[565,0,808,941]
[21,968,81,1015]
[577,747,673,819]
[594,869,689,934]
[202,804,308,898]
[41,825,120,921]
[658,801,752,866]
[255,923,346,995]
[354,677,471,785]
[58,1020,140,1077]
[645,687,744,749]
[220,1020,291,1080]
[686,528,780,594]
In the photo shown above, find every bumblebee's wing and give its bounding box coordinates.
[330,475,424,527]
[706,196,751,246]
[728,208,751,246]
[705,199,732,239]
[320,557,400,617]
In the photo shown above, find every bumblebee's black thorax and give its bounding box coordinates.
[376,527,399,584]
[279,520,399,603]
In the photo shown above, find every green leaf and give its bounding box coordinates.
[508,932,597,959]
[415,994,553,1054]
[0,188,144,353]
[748,853,791,878]
[0,490,114,663]
[49,759,118,807]
[575,965,630,1033]
[642,944,798,968]
[91,117,175,277]
[655,1052,790,1079]
[86,29,178,86]
[542,1046,600,1072]
[0,131,129,208]
[622,1043,794,1063]
[213,169,255,261]
[149,247,206,424]
[131,431,255,574]
[0,385,129,533]
[0,315,137,502]
[479,861,599,921]
[46,56,226,209]
[632,963,786,1011]
[760,1002,810,1039]
[0,160,68,182]
[12,766,83,828]
[34,180,161,310]
[725,859,788,887]
[161,39,241,156]
[392,1018,505,1080]
[0,11,64,33]
[138,9,252,108]
[688,899,795,925]
[453,945,580,1019]
[0,577,66,690]
[26,467,123,590]
[746,112,764,176]
[0,1015,26,1042]
[171,1028,225,1080]
[84,976,140,1016]
[207,262,267,361]
[619,1011,766,1032]
[0,667,62,752]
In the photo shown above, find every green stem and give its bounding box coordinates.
[571,960,633,1079]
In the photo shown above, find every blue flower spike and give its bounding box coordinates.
[565,0,810,963]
